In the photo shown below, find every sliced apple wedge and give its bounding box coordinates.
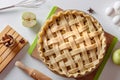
[22,12,37,27]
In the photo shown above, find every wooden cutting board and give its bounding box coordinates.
[0,25,28,73]
[28,6,118,80]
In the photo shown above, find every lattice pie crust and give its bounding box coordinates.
[38,10,106,78]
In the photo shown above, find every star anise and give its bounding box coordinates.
[87,8,95,14]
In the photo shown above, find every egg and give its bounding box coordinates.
[112,15,120,25]
[113,1,120,14]
[105,7,115,16]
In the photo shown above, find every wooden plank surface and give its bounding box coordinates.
[0,25,28,73]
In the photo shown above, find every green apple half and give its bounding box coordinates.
[22,12,37,27]
[112,49,120,65]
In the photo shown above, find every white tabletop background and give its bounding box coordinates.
[0,0,120,80]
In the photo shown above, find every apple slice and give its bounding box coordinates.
[112,49,120,65]
[22,12,36,20]
[22,20,37,27]
[22,12,37,27]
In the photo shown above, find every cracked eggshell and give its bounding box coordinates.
[112,15,120,25]
[113,1,120,14]
[105,7,115,16]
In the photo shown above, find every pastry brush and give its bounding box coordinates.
[15,61,52,80]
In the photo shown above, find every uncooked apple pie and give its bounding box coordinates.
[38,10,106,78]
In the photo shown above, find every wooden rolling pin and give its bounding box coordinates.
[15,61,52,80]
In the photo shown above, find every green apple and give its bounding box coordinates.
[22,12,37,27]
[112,49,120,65]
